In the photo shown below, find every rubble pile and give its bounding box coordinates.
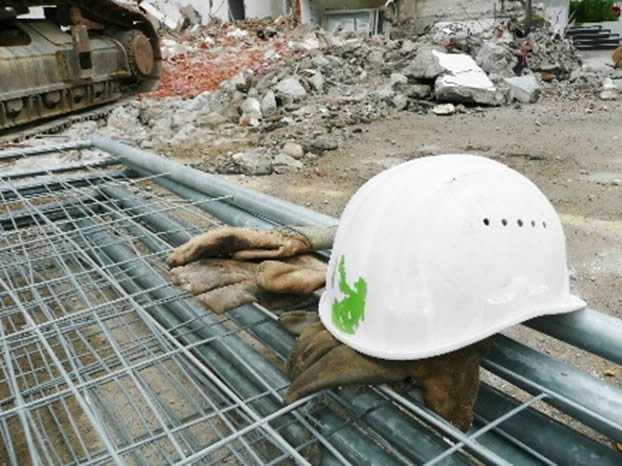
[77,15,616,176]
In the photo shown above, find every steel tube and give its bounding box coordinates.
[91,135,337,227]
[0,140,91,162]
[485,335,622,442]
[0,171,126,201]
[476,385,621,466]
[526,309,622,364]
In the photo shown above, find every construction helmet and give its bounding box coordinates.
[319,154,585,360]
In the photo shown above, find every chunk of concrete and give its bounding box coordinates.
[282,142,305,159]
[476,42,515,78]
[432,104,456,116]
[504,75,541,104]
[432,52,501,105]
[232,150,273,176]
[403,48,446,80]
[261,90,278,114]
[276,77,307,98]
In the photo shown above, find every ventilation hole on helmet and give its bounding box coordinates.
[517,219,524,227]
[531,220,536,227]
[502,219,508,226]
[543,221,547,229]
[483,218,490,226]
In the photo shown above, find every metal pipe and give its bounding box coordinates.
[0,140,91,161]
[1,159,118,181]
[485,335,622,442]
[526,309,622,364]
[91,135,337,227]
[0,171,126,201]
[475,385,621,466]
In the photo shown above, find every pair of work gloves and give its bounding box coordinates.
[168,227,492,431]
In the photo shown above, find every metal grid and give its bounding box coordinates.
[0,140,620,466]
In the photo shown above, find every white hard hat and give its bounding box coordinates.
[319,154,585,361]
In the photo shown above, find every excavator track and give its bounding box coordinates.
[0,1,161,133]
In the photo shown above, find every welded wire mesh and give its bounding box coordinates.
[0,142,619,466]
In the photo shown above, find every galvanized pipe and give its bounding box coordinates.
[526,309,622,364]
[475,385,621,466]
[0,171,126,201]
[91,135,337,227]
[0,140,91,162]
[485,335,622,442]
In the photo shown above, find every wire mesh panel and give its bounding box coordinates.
[0,141,620,466]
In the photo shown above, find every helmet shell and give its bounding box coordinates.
[319,154,585,360]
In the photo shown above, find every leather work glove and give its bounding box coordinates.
[167,226,336,267]
[169,255,326,314]
[168,226,334,314]
[284,315,493,431]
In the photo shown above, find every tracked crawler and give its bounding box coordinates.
[0,1,161,131]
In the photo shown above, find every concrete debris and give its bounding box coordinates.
[261,91,278,115]
[306,71,325,92]
[282,142,305,159]
[600,78,619,101]
[403,48,447,80]
[197,112,227,128]
[432,104,456,116]
[239,97,262,127]
[304,136,338,154]
[392,94,409,110]
[78,14,611,176]
[432,52,502,106]
[231,150,273,176]
[390,73,409,88]
[276,77,307,98]
[476,42,516,78]
[504,75,541,104]
[273,153,304,172]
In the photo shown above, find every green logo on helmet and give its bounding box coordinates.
[332,256,367,335]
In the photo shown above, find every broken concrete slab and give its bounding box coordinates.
[273,153,304,172]
[304,135,338,153]
[197,112,227,128]
[232,150,273,176]
[600,78,619,101]
[476,42,516,78]
[432,52,501,106]
[275,77,307,98]
[403,48,446,80]
[432,104,456,116]
[390,73,409,88]
[307,72,325,92]
[392,94,409,110]
[282,142,305,159]
[504,75,541,104]
[261,91,278,115]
